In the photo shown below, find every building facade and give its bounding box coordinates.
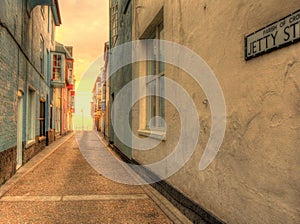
[92,58,108,134]
[108,0,300,223]
[0,0,62,185]
[92,74,102,131]
[109,0,133,158]
[103,42,110,139]
[51,42,75,137]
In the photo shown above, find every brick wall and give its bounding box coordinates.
[0,146,16,186]
[23,137,46,164]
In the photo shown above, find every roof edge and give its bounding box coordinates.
[52,0,62,26]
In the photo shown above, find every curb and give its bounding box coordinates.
[0,133,74,199]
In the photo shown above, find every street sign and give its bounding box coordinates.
[245,10,300,60]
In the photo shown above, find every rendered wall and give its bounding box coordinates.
[132,0,300,223]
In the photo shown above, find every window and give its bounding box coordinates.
[55,107,61,133]
[52,54,62,81]
[146,22,165,129]
[55,89,61,133]
[97,99,102,111]
[40,35,44,75]
[69,69,73,83]
[96,82,101,94]
[101,85,106,101]
[111,3,118,44]
[27,88,35,141]
[39,99,46,137]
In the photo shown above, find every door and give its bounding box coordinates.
[17,93,23,169]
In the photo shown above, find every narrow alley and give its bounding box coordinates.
[0,132,191,223]
[1,1,299,223]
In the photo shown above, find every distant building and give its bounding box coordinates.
[65,46,75,132]
[51,42,75,137]
[109,0,132,158]
[91,75,102,131]
[0,1,61,185]
[92,42,110,135]
[99,67,106,133]
[103,42,110,139]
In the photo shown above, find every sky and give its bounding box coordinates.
[56,0,109,85]
[55,0,109,128]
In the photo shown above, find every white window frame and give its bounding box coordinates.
[51,53,65,82]
[146,22,165,131]
[111,3,118,44]
[27,87,36,144]
[55,89,61,134]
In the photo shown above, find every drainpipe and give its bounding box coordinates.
[60,88,62,135]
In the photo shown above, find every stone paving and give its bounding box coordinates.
[0,132,191,224]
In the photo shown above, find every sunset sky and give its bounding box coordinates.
[56,0,109,85]
[55,0,109,128]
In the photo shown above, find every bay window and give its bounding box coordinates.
[51,52,65,86]
[52,54,62,80]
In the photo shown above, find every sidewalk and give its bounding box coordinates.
[0,131,191,224]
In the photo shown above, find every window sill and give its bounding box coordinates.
[25,140,36,149]
[138,129,166,141]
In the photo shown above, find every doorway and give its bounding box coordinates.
[17,92,23,169]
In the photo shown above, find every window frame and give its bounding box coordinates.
[54,89,61,134]
[50,104,53,129]
[51,53,65,82]
[111,3,119,45]
[27,87,36,143]
[39,99,46,137]
[145,22,165,131]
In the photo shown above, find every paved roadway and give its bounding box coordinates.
[0,131,191,224]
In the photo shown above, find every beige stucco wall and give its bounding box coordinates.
[132,0,300,223]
